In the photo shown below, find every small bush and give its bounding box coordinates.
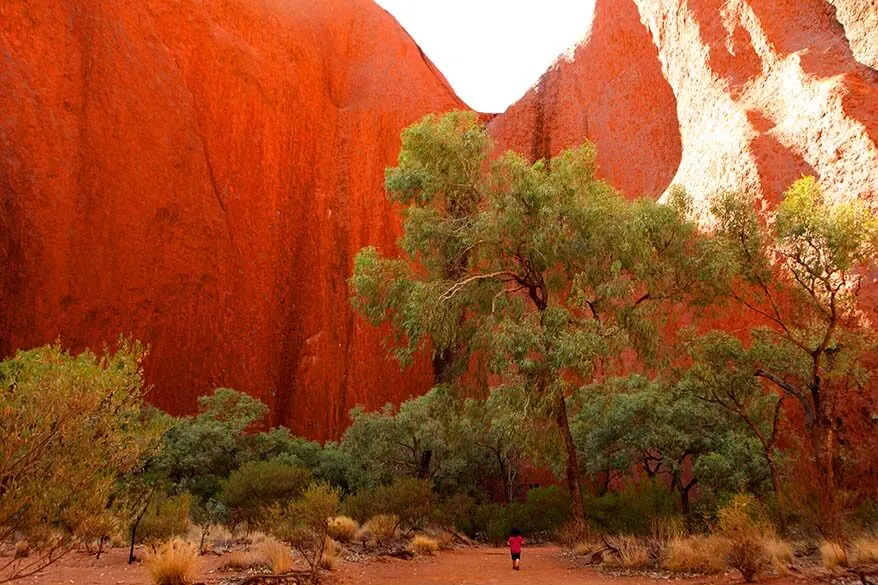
[255,537,294,574]
[320,537,339,570]
[821,541,848,569]
[220,460,311,525]
[327,516,359,543]
[663,536,729,574]
[366,514,399,544]
[409,534,439,555]
[718,494,772,582]
[137,494,193,546]
[584,480,677,536]
[604,536,650,569]
[145,538,199,585]
[265,483,340,574]
[342,478,433,532]
[523,486,571,536]
[850,536,878,565]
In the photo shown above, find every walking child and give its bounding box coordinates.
[508,527,524,570]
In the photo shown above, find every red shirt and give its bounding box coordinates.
[508,535,523,553]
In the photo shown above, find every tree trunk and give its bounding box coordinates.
[814,419,839,538]
[417,449,433,480]
[555,391,586,524]
[765,452,786,531]
[128,507,147,564]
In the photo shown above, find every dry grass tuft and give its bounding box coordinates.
[144,538,199,585]
[327,516,359,543]
[603,536,650,569]
[821,541,848,569]
[850,536,878,565]
[555,521,589,547]
[762,537,793,575]
[663,536,729,574]
[320,537,339,570]
[365,514,399,544]
[255,537,294,574]
[409,534,440,556]
[220,550,264,572]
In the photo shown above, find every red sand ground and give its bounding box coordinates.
[4,545,801,585]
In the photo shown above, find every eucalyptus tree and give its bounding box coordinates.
[704,178,878,536]
[351,111,721,523]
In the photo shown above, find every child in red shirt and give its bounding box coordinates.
[507,527,524,570]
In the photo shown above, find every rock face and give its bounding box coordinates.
[491,0,878,210]
[2,0,876,438]
[0,0,463,438]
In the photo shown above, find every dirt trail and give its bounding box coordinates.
[6,545,742,585]
[333,546,696,585]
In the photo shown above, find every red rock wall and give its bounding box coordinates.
[2,0,876,439]
[0,0,464,438]
[487,0,683,198]
[491,0,878,211]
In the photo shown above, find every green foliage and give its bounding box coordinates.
[707,178,878,534]
[0,341,159,580]
[340,388,486,494]
[467,487,572,544]
[583,480,679,536]
[342,477,433,533]
[152,388,269,502]
[135,493,192,546]
[220,459,311,526]
[351,111,723,522]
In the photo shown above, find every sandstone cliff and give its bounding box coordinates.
[491,0,878,210]
[0,0,463,437]
[2,0,876,438]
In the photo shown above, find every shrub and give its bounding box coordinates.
[409,534,439,555]
[320,537,339,570]
[663,536,729,574]
[327,516,359,543]
[266,483,340,574]
[717,494,772,582]
[366,514,399,544]
[255,537,294,574]
[523,487,571,537]
[583,480,678,536]
[850,535,878,565]
[604,536,650,569]
[144,538,199,585]
[137,494,193,546]
[0,343,159,578]
[220,460,311,525]
[821,541,848,569]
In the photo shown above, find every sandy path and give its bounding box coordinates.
[6,545,742,585]
[334,546,674,585]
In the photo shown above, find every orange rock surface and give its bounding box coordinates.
[491,0,878,210]
[0,0,463,438]
[2,0,876,438]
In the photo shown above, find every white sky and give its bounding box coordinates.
[375,0,597,113]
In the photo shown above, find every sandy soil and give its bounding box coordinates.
[2,545,796,585]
